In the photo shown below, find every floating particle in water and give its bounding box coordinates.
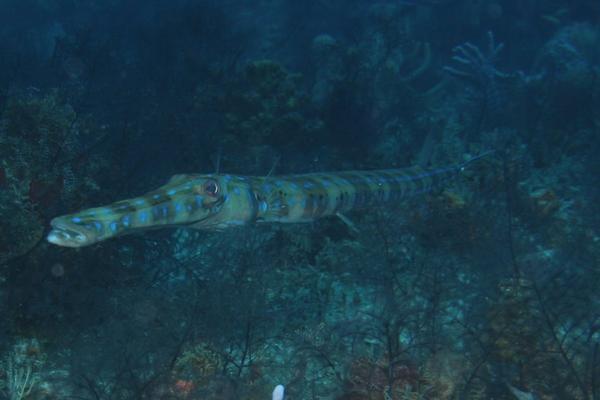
[51,263,65,277]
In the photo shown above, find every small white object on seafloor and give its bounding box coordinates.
[272,384,285,400]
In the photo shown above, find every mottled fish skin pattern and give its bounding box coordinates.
[251,164,460,224]
[47,160,474,247]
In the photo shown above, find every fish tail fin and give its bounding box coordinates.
[459,149,496,172]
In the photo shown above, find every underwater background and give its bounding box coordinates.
[1,0,600,399]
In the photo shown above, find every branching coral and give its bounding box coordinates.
[0,339,46,400]
[444,31,511,87]
[443,31,516,130]
[363,4,438,100]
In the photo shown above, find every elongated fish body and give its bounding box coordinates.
[250,164,459,224]
[47,158,481,247]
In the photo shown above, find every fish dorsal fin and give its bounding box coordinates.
[167,174,194,185]
[266,155,281,177]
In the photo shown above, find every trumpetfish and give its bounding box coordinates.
[47,153,491,247]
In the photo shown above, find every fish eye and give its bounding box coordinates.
[204,180,219,196]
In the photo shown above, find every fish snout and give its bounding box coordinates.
[47,217,93,247]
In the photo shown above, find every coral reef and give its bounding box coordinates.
[208,59,323,151]
[0,92,105,265]
[0,1,599,399]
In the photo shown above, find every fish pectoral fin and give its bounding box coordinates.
[257,191,290,220]
[336,212,359,234]
[261,203,289,220]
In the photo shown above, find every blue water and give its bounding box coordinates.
[1,1,599,399]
